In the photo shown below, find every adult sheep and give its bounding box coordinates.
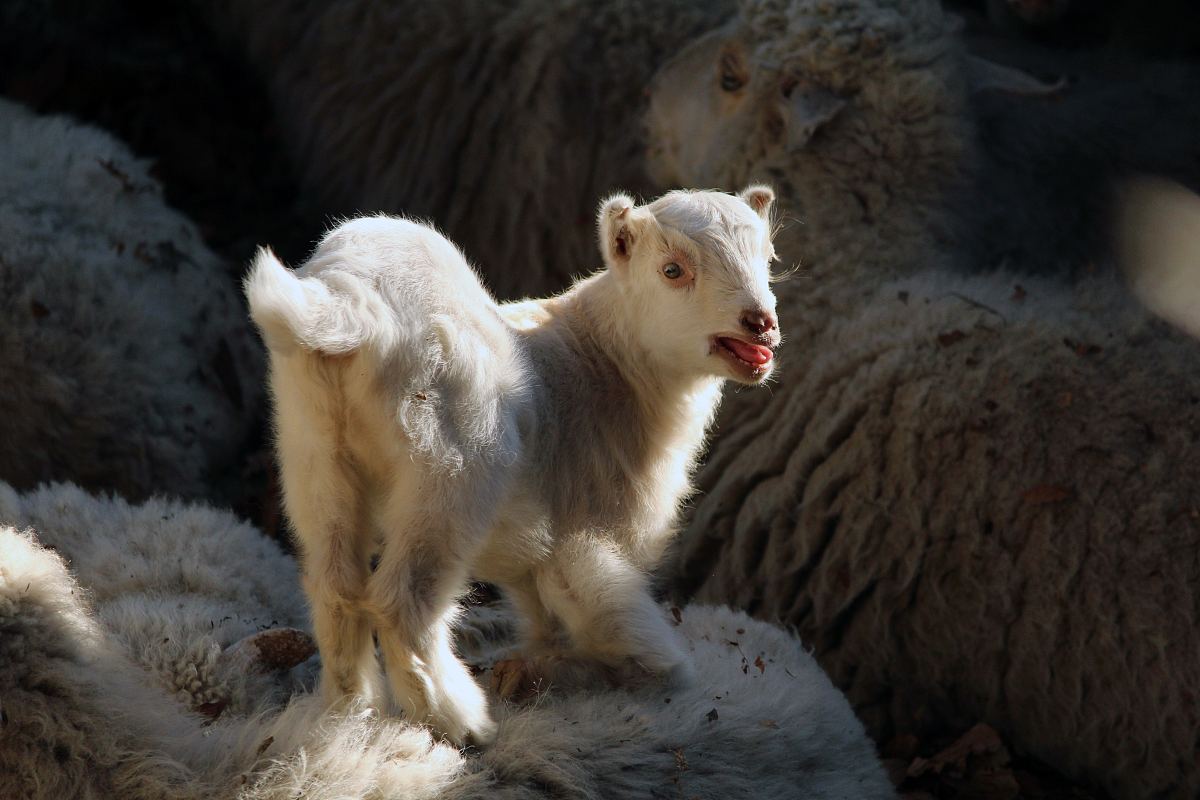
[645,1,1200,798]
[0,481,893,799]
[0,98,261,503]
[202,0,730,298]
[646,0,1200,281]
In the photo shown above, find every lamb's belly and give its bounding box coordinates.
[471,500,552,584]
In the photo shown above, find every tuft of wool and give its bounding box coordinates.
[0,98,262,503]
[0,482,310,717]
[740,0,957,80]
[0,481,895,799]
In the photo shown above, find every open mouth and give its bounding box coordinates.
[713,335,775,381]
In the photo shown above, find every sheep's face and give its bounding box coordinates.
[645,1,968,203]
[598,188,780,385]
[644,21,764,189]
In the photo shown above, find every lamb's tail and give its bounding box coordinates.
[1118,177,1200,339]
[243,248,369,355]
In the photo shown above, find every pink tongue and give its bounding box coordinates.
[720,337,773,365]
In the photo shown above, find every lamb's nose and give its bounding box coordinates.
[740,309,778,337]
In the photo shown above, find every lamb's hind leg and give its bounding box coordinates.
[278,444,379,709]
[367,472,500,746]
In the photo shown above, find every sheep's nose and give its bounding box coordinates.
[740,308,778,338]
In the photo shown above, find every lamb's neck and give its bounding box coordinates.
[565,271,724,457]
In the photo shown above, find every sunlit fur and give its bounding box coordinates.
[245,188,779,745]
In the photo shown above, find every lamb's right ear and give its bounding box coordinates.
[739,185,775,221]
[598,193,642,271]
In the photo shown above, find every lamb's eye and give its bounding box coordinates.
[720,72,744,92]
[663,262,683,280]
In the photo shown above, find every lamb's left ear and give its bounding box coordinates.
[740,185,775,221]
[598,192,646,271]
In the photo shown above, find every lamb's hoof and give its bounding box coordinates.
[429,669,497,749]
[320,681,380,715]
[419,697,498,749]
[491,657,549,702]
[432,703,497,750]
[462,716,499,750]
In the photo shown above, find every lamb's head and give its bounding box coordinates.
[597,187,780,385]
[644,0,971,256]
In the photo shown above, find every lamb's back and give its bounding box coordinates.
[301,216,528,472]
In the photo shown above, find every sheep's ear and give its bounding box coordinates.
[739,185,775,221]
[966,56,1066,97]
[217,628,316,675]
[781,85,845,152]
[598,192,643,271]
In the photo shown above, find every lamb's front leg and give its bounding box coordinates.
[367,487,498,747]
[490,575,565,699]
[499,537,692,697]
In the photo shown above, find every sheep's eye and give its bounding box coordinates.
[719,53,745,93]
[663,262,683,280]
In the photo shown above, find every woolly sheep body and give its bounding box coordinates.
[648,1,1200,796]
[204,0,729,298]
[246,190,782,744]
[674,266,1200,799]
[0,98,261,502]
[0,481,894,799]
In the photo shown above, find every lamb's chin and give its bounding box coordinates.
[713,349,773,384]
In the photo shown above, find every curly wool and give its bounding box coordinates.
[673,265,1200,800]
[0,482,311,718]
[0,98,261,502]
[0,481,894,800]
[740,0,956,83]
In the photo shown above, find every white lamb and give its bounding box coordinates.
[245,187,782,744]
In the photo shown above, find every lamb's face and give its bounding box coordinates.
[598,188,781,385]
